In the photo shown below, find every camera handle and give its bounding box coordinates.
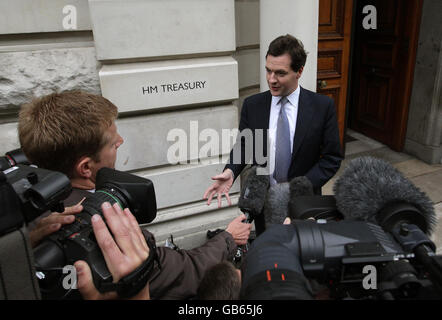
[98,229,160,298]
[414,244,442,293]
[0,226,41,299]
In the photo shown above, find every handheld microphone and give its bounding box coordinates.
[264,176,314,227]
[333,156,436,235]
[238,166,269,222]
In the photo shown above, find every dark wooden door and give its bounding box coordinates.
[317,0,353,148]
[349,0,423,151]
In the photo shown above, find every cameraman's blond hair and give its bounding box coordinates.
[18,91,118,177]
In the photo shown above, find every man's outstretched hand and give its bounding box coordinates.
[74,202,151,300]
[203,169,234,208]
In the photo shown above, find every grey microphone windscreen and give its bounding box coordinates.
[263,182,290,227]
[289,176,314,198]
[264,176,314,227]
[333,156,436,235]
[238,166,269,217]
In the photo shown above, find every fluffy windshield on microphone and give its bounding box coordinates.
[238,166,269,217]
[263,182,289,227]
[264,176,314,227]
[333,156,436,234]
[289,176,314,198]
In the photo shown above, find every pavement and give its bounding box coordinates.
[323,129,442,254]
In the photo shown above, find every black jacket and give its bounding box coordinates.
[225,87,343,193]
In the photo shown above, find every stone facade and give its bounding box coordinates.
[0,47,101,114]
[0,0,260,249]
[405,0,442,165]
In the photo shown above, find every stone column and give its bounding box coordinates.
[259,0,319,92]
[235,0,261,110]
[404,0,442,165]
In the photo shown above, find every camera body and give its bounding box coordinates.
[1,150,157,299]
[0,148,30,172]
[241,196,442,300]
[1,157,72,300]
[292,219,440,299]
[33,167,157,299]
[1,163,71,236]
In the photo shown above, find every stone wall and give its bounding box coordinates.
[0,47,101,113]
[0,0,98,124]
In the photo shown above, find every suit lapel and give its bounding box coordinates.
[259,91,272,157]
[259,90,272,130]
[291,87,314,161]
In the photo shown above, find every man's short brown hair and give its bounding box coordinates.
[266,34,307,72]
[197,261,241,300]
[18,90,118,177]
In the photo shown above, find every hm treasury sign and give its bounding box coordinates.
[99,57,238,113]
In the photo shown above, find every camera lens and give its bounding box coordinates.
[81,185,128,217]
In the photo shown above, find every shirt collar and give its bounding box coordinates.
[272,85,301,107]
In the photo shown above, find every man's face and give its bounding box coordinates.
[265,53,303,96]
[90,122,124,182]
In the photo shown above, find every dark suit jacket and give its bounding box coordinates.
[225,87,343,193]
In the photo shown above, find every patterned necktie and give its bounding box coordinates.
[273,96,291,183]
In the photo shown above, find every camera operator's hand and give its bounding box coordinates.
[225,213,252,245]
[74,202,150,300]
[29,198,85,248]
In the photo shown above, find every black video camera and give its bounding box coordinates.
[1,149,157,299]
[1,159,71,237]
[0,148,30,172]
[33,167,157,299]
[241,197,442,300]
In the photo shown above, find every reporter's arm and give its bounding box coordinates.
[148,231,237,300]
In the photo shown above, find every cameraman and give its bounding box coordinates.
[18,90,251,299]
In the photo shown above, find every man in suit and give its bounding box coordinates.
[203,34,343,234]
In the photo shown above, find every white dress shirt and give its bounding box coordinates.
[268,86,300,185]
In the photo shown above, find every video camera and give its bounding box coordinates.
[1,149,157,299]
[1,149,71,237]
[240,158,442,300]
[241,198,442,300]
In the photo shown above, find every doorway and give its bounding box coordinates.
[317,0,424,153]
[347,0,423,151]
